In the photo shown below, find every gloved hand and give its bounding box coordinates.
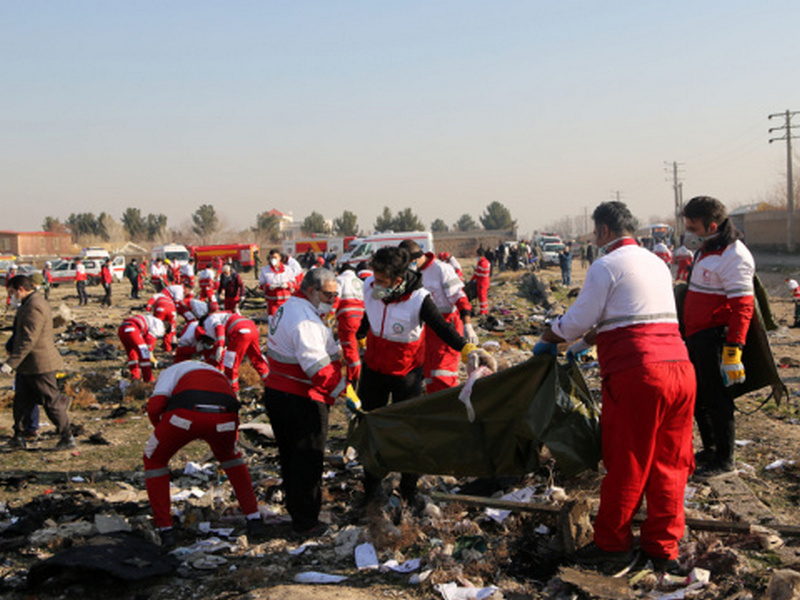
[566,339,591,364]
[460,342,479,364]
[532,337,558,356]
[463,323,479,346]
[467,348,498,374]
[721,345,745,387]
[214,345,225,364]
[358,337,367,350]
[0,362,12,376]
[343,384,363,413]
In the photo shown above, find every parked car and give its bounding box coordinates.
[0,264,41,286]
[542,243,565,266]
[50,259,103,286]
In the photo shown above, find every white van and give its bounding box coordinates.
[152,243,191,267]
[339,231,434,270]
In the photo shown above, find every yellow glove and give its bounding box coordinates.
[344,384,362,413]
[460,342,478,364]
[721,345,745,387]
[358,337,367,350]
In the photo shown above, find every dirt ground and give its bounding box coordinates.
[2,260,800,599]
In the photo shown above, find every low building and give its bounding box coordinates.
[0,231,73,258]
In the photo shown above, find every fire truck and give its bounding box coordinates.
[190,243,260,272]
[281,236,356,258]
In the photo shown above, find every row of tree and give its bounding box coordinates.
[43,201,517,245]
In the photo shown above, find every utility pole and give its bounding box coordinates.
[769,109,800,252]
[665,162,684,242]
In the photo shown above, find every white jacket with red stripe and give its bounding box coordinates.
[362,277,429,376]
[419,253,469,315]
[683,240,755,345]
[551,238,688,376]
[335,270,365,320]
[265,296,345,404]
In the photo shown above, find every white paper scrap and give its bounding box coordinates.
[355,542,379,570]
[486,486,536,523]
[381,557,421,573]
[289,541,319,556]
[765,459,796,471]
[435,582,499,600]
[293,571,348,584]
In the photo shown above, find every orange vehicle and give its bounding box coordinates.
[191,243,260,272]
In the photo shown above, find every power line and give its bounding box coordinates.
[769,109,800,251]
[664,162,684,240]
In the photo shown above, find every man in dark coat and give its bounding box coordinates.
[2,275,74,450]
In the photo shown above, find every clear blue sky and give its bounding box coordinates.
[2,0,798,238]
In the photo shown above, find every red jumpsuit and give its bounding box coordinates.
[143,361,259,529]
[335,270,365,383]
[258,263,296,316]
[550,237,695,561]
[197,268,217,301]
[419,253,472,393]
[472,256,491,315]
[117,314,165,382]
[146,293,177,351]
[198,312,269,391]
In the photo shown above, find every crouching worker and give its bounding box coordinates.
[143,361,267,545]
[117,314,166,383]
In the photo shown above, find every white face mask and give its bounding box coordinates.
[270,258,280,267]
[316,301,333,316]
[371,284,389,300]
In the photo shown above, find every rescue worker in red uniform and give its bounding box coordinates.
[674,244,694,281]
[263,268,349,535]
[143,361,267,544]
[195,311,269,391]
[146,290,178,352]
[400,240,479,394]
[219,264,245,313]
[653,241,673,266]
[181,258,195,288]
[197,265,218,301]
[42,261,53,300]
[682,196,755,475]
[335,264,365,384]
[535,201,696,574]
[356,247,483,505]
[259,248,297,316]
[100,259,113,307]
[138,260,146,293]
[472,249,491,315]
[117,314,166,382]
[168,260,181,285]
[5,265,18,306]
[75,259,88,306]
[150,259,168,292]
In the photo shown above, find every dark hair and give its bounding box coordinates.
[7,275,34,292]
[398,239,424,259]
[682,196,727,228]
[268,248,281,257]
[592,201,638,236]
[371,247,410,280]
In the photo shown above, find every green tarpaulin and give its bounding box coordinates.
[347,355,601,480]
